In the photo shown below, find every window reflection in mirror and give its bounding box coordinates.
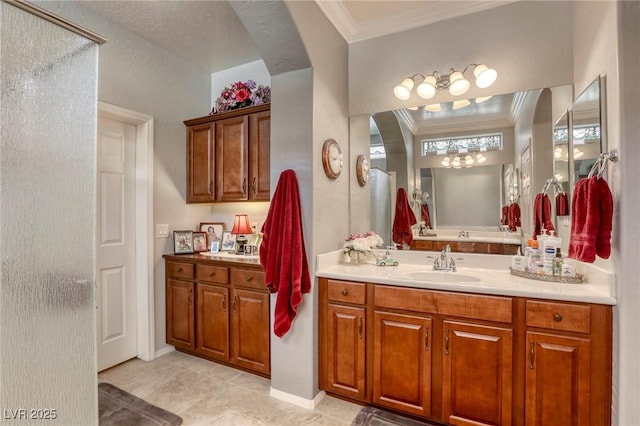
[572,78,602,186]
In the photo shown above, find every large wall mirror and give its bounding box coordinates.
[572,77,603,186]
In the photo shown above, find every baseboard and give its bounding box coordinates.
[154,345,175,358]
[269,387,325,409]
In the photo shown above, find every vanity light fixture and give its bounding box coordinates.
[393,64,497,100]
[476,152,487,164]
[573,147,584,159]
[440,153,486,168]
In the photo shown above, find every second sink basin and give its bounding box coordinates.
[404,271,482,283]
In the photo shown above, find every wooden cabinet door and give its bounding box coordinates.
[443,321,513,426]
[326,304,366,400]
[249,110,270,201]
[525,332,591,426]
[196,283,229,361]
[187,122,215,203]
[231,288,270,374]
[373,311,432,417]
[216,115,249,201]
[166,279,195,350]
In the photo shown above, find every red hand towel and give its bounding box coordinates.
[500,205,508,225]
[556,193,569,216]
[569,178,598,262]
[595,177,613,259]
[392,188,417,247]
[533,193,555,239]
[508,202,521,232]
[260,169,311,338]
[421,203,431,229]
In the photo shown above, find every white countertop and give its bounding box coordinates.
[316,250,616,305]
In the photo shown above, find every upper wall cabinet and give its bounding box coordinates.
[185,104,270,203]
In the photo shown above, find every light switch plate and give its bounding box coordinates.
[156,224,169,238]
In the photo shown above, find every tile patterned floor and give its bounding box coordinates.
[98,351,362,425]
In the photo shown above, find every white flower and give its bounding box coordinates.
[343,231,384,253]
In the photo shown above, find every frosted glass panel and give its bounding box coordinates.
[1,3,99,424]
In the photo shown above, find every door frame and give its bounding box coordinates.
[98,101,155,362]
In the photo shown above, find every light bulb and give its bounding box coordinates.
[425,103,441,112]
[416,75,437,99]
[393,78,414,100]
[441,156,450,166]
[476,153,486,163]
[464,156,474,166]
[449,71,470,96]
[451,156,461,167]
[474,64,497,88]
[554,150,562,159]
[574,148,584,159]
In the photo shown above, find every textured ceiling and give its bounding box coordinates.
[79,0,261,73]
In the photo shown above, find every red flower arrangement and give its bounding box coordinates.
[212,79,271,114]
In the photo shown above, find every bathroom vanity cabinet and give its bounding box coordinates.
[318,278,612,426]
[165,255,270,377]
[184,103,270,203]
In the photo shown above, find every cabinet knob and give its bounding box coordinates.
[553,313,563,322]
[177,268,183,273]
[209,272,215,276]
[341,289,348,296]
[246,276,253,282]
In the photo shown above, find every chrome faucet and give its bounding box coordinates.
[430,244,457,272]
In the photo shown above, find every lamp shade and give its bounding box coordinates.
[451,156,461,167]
[416,75,437,99]
[452,99,471,110]
[474,64,497,89]
[425,103,441,112]
[231,214,252,235]
[449,71,470,96]
[441,156,450,166]
[394,77,414,100]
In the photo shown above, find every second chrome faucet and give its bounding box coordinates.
[430,244,457,272]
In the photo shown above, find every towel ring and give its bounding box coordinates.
[588,148,619,179]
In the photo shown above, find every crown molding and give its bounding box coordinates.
[510,91,529,123]
[314,1,355,43]
[316,1,517,43]
[393,109,417,134]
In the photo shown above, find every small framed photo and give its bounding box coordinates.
[173,230,193,254]
[210,241,220,253]
[220,231,236,252]
[192,232,208,252]
[199,222,224,247]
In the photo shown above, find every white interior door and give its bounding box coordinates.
[97,116,137,371]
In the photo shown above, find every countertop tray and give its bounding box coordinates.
[510,268,584,284]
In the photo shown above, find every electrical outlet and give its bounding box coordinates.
[156,224,169,238]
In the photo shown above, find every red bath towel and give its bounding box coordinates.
[556,193,569,216]
[569,176,613,262]
[421,203,432,229]
[596,178,613,259]
[260,169,310,338]
[508,202,521,232]
[533,193,555,239]
[392,188,417,248]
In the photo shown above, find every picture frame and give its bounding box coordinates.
[199,222,224,247]
[220,231,236,252]
[173,230,194,254]
[210,241,220,253]
[192,232,207,252]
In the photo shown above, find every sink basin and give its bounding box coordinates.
[404,271,481,283]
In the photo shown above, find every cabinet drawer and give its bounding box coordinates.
[375,285,512,323]
[231,268,265,290]
[327,280,366,305]
[167,261,194,280]
[526,300,591,333]
[196,265,228,284]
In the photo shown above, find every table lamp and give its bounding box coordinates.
[231,214,253,254]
